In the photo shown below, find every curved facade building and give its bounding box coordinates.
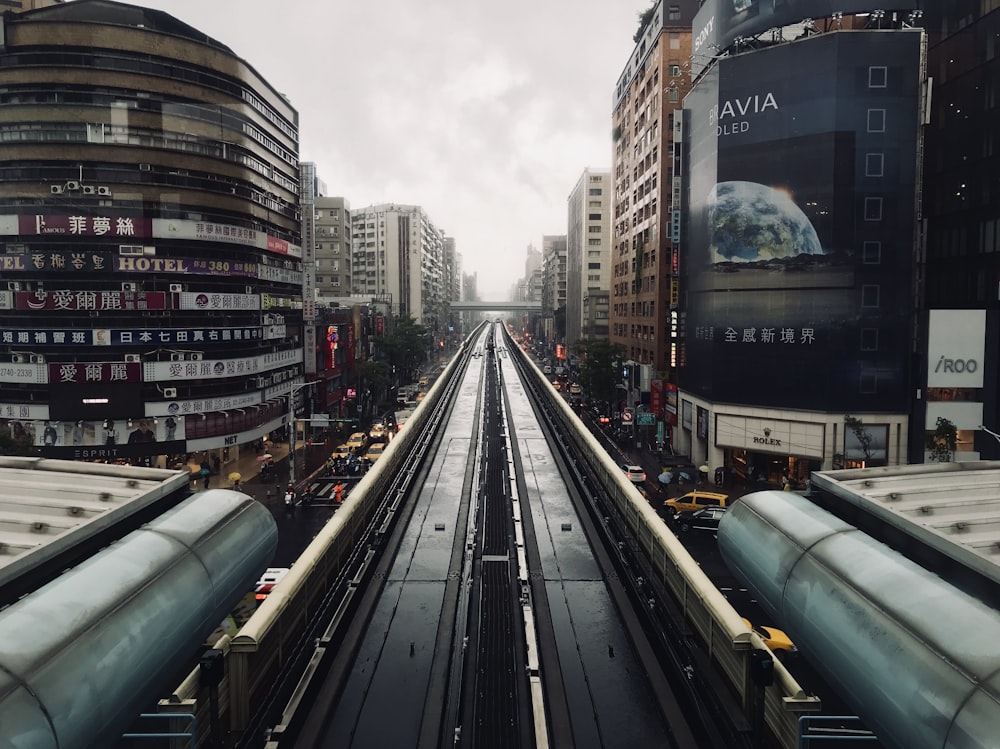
[0,1,302,466]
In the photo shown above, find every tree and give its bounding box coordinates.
[576,339,625,414]
[380,315,429,385]
[633,3,658,43]
[844,415,874,465]
[925,417,957,462]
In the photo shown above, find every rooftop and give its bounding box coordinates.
[0,457,190,596]
[812,461,1000,589]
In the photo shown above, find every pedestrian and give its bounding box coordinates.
[334,482,344,504]
[261,459,270,481]
[212,454,221,474]
[200,460,211,489]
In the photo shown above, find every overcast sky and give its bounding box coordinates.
[128,0,648,299]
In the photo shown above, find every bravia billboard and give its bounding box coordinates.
[691,0,922,77]
[682,30,923,411]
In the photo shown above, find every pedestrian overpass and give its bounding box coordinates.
[448,300,541,312]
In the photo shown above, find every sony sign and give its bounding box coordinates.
[927,310,985,389]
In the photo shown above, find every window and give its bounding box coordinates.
[863,241,882,264]
[866,153,884,177]
[588,213,601,220]
[867,109,886,133]
[588,239,602,246]
[588,226,601,233]
[669,64,681,77]
[667,86,679,103]
[864,197,883,221]
[861,284,880,308]
[669,33,680,49]
[588,274,602,282]
[588,188,602,196]
[861,328,879,351]
[588,262,601,269]
[859,372,878,394]
[868,66,888,88]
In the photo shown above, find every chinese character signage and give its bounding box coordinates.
[49,361,141,384]
[18,214,152,236]
[177,292,260,311]
[14,290,166,311]
[0,327,262,347]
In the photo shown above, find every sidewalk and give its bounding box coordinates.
[186,441,291,493]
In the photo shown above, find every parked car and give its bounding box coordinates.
[568,383,582,395]
[675,505,728,533]
[365,442,386,462]
[663,490,729,517]
[742,618,797,659]
[622,464,646,484]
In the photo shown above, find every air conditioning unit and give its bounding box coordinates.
[245,285,254,294]
[119,244,144,256]
[124,354,141,363]
[169,283,184,293]
[65,180,80,191]
[189,353,203,361]
[122,282,138,292]
[11,354,25,364]
[29,354,45,364]
[97,186,112,196]
[163,387,177,398]
[170,353,185,362]
[139,163,151,171]
[6,281,21,291]
[50,185,64,195]
[82,185,96,195]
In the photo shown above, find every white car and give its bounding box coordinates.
[622,464,646,484]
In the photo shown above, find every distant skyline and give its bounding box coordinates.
[124,0,649,298]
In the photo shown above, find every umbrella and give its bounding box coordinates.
[228,472,241,481]
[256,453,274,462]
[698,464,710,474]
[657,470,673,485]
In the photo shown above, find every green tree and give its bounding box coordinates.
[381,315,429,385]
[925,417,957,462]
[844,415,873,464]
[577,339,625,414]
[634,3,658,43]
[0,423,35,456]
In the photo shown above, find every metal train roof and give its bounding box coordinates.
[811,461,1000,588]
[0,456,191,592]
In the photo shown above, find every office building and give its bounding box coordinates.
[0,1,303,466]
[567,168,611,346]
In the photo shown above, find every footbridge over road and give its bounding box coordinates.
[448,300,541,312]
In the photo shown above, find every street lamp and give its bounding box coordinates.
[287,381,317,486]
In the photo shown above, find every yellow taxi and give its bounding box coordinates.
[345,432,368,452]
[365,443,386,462]
[663,490,729,518]
[330,444,352,459]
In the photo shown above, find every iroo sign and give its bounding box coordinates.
[927,310,985,389]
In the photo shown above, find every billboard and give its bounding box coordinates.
[683,30,923,411]
[691,0,922,77]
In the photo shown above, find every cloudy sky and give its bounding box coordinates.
[130,0,649,298]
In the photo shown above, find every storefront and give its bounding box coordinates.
[715,413,826,487]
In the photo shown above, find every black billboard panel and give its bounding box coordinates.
[682,30,923,411]
[692,0,923,78]
[48,381,143,421]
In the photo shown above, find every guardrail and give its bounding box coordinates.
[161,328,482,748]
[505,334,819,749]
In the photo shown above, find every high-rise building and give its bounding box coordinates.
[541,235,567,345]
[0,2,303,466]
[677,4,924,479]
[610,1,700,373]
[919,4,1000,462]
[315,197,352,300]
[350,204,446,330]
[567,169,611,345]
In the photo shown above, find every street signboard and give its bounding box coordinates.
[637,412,656,426]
